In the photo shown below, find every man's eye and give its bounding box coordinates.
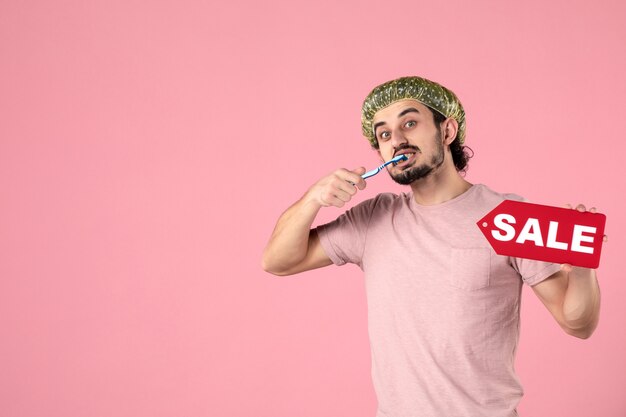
[379,131,390,140]
[405,121,416,128]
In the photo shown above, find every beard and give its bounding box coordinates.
[389,131,445,185]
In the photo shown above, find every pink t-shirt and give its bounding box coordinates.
[315,184,561,417]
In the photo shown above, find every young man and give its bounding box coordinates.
[262,76,601,417]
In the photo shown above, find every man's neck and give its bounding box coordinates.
[409,165,473,206]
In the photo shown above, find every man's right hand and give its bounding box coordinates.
[263,167,367,275]
[304,167,367,208]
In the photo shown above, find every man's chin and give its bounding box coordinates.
[390,166,434,185]
[390,175,416,185]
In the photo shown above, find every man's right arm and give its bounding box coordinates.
[261,167,367,276]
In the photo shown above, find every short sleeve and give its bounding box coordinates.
[314,196,379,267]
[502,192,562,285]
[510,257,562,286]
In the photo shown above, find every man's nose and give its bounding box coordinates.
[390,129,408,148]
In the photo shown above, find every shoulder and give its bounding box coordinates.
[369,191,413,212]
[346,192,401,215]
[474,183,527,204]
[344,192,410,220]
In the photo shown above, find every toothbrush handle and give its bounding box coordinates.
[358,158,401,182]
[361,168,380,179]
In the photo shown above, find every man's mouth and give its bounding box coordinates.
[393,151,418,167]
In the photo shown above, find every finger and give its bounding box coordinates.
[603,234,608,243]
[343,169,367,190]
[335,177,358,196]
[319,194,335,207]
[321,187,347,207]
[575,203,586,212]
[333,178,362,195]
[563,203,572,209]
[352,166,366,175]
[589,207,597,213]
[330,197,345,208]
[561,263,573,273]
[332,187,352,203]
[323,194,344,208]
[355,177,367,190]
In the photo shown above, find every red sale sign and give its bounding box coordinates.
[477,200,606,268]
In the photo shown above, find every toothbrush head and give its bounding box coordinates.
[391,154,408,166]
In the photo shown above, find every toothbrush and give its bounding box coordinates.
[361,154,408,179]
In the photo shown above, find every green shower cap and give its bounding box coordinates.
[361,76,466,147]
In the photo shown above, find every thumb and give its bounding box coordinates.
[353,166,366,175]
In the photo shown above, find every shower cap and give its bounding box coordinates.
[361,76,466,147]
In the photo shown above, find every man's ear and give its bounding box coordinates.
[442,118,459,146]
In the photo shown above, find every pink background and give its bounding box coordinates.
[1,0,624,416]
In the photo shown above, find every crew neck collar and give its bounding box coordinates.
[408,183,480,211]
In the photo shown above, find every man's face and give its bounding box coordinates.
[372,99,446,185]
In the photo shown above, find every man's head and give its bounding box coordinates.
[361,76,473,183]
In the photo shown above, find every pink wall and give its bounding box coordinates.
[1,0,624,416]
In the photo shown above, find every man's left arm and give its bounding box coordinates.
[531,203,605,339]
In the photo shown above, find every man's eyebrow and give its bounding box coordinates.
[398,107,420,117]
[373,108,420,133]
[373,120,386,132]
